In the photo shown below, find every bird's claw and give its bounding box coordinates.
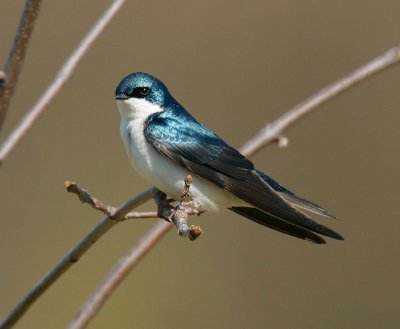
[157,200,176,223]
[153,176,204,240]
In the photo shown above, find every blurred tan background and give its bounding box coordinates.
[1,1,400,328]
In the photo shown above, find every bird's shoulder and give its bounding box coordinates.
[144,105,254,179]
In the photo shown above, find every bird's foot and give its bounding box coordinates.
[156,199,176,222]
[152,176,204,240]
[179,175,205,216]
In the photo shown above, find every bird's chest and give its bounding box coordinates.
[121,118,157,176]
[120,118,187,197]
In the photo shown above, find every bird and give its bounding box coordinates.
[114,72,343,244]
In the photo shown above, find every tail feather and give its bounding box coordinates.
[230,207,328,244]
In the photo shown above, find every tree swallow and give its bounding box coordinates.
[115,72,343,244]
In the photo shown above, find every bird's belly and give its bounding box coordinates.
[121,119,244,212]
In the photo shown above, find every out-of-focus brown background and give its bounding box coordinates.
[1,1,400,328]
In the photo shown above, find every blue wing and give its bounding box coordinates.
[144,105,343,243]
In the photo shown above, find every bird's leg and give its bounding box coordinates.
[152,188,176,222]
[152,176,203,240]
[180,175,193,202]
[177,175,203,240]
[179,175,205,216]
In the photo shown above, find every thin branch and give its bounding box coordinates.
[1,177,197,329]
[126,211,158,219]
[66,178,202,239]
[240,44,400,156]
[64,181,117,216]
[65,43,400,329]
[65,180,159,220]
[0,0,42,131]
[0,0,128,165]
[0,187,153,329]
[65,220,171,329]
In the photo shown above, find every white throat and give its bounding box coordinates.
[117,98,162,121]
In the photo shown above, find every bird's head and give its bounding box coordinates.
[115,72,173,120]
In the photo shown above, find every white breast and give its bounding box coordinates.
[117,99,245,212]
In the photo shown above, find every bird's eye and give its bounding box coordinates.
[131,87,150,98]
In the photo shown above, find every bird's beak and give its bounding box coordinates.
[114,94,129,100]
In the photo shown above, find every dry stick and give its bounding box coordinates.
[66,221,171,329]
[0,188,153,329]
[0,0,128,165]
[65,45,400,329]
[0,0,42,131]
[126,211,158,219]
[240,44,400,156]
[65,181,159,220]
[65,181,117,216]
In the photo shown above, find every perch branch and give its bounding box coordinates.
[126,211,158,219]
[240,44,400,156]
[64,181,116,216]
[65,220,171,329]
[0,0,128,165]
[153,175,204,241]
[64,181,165,222]
[64,181,159,219]
[0,0,42,131]
[0,187,153,329]
[67,177,203,239]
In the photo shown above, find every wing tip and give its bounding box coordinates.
[318,224,344,241]
[307,237,326,244]
[256,169,338,220]
[310,231,344,243]
[330,231,345,241]
[230,207,343,244]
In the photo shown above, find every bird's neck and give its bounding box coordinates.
[117,98,163,121]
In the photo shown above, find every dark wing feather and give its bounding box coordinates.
[145,109,253,180]
[230,207,326,244]
[145,108,343,241]
[256,170,336,219]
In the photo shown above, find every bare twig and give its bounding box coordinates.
[0,0,42,131]
[0,187,153,329]
[0,0,128,165]
[240,44,400,156]
[126,211,158,219]
[65,220,171,329]
[64,180,160,220]
[65,44,400,329]
[64,181,116,216]
[66,175,204,241]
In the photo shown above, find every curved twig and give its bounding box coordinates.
[240,44,400,156]
[66,220,171,329]
[0,0,127,165]
[0,188,153,329]
[0,0,42,131]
